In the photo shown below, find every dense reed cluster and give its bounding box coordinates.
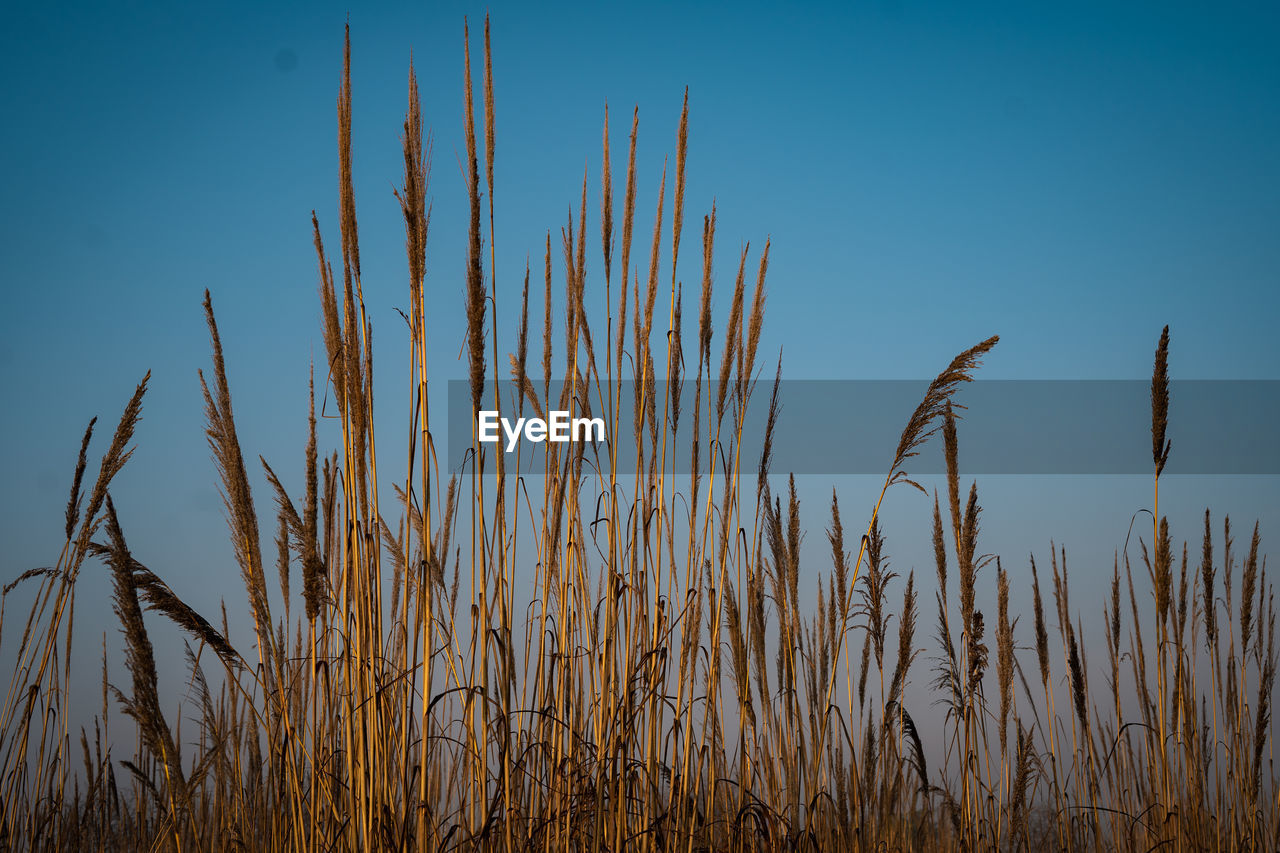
[0,22,1275,851]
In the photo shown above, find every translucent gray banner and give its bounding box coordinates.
[445,380,1280,475]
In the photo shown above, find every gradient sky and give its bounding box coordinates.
[2,0,1278,744]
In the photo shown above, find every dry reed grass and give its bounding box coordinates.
[0,19,1275,853]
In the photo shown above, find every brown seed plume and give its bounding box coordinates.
[888,571,918,710]
[511,263,531,414]
[1151,325,1171,476]
[828,489,849,622]
[463,19,487,412]
[756,353,782,497]
[274,505,289,619]
[601,105,613,282]
[337,26,361,285]
[943,402,961,543]
[932,494,948,599]
[996,561,1013,755]
[1031,555,1049,687]
[302,367,324,622]
[200,291,271,660]
[1202,509,1217,646]
[716,246,747,421]
[1067,625,1089,738]
[73,372,151,565]
[890,336,998,493]
[698,205,716,373]
[64,417,97,541]
[96,497,186,803]
[543,232,553,404]
[1241,522,1259,657]
[616,109,638,380]
[670,89,688,282]
[670,282,684,434]
[483,15,495,201]
[641,160,667,350]
[741,238,769,395]
[396,60,430,300]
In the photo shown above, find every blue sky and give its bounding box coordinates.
[2,0,1278,739]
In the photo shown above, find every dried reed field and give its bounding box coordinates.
[1,21,1275,852]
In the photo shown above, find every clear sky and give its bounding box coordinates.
[2,0,1278,740]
